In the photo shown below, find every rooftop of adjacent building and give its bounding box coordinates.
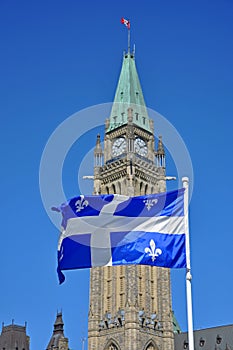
[0,321,29,350]
[1,323,27,333]
[173,311,182,334]
[174,324,233,350]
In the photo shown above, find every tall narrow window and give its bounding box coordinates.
[112,184,116,194]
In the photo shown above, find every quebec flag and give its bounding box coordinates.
[56,189,186,284]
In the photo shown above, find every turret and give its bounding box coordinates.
[156,135,165,168]
[46,312,69,350]
[93,134,103,195]
[94,134,103,167]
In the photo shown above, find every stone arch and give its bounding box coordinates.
[104,338,121,350]
[143,339,159,350]
[110,183,116,194]
[145,184,148,195]
[134,178,140,196]
[116,181,121,194]
[140,181,145,195]
[105,186,110,194]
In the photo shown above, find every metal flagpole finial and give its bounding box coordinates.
[182,177,189,187]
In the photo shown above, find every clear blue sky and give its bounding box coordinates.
[1,1,233,350]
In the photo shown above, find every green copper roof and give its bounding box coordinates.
[107,52,152,133]
[172,311,182,334]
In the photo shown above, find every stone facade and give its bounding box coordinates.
[0,323,29,350]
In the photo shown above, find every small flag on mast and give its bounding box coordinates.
[56,189,186,284]
[121,17,130,29]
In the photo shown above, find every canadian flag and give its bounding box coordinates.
[121,17,130,29]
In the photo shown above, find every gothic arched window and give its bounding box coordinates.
[140,181,145,195]
[109,345,118,350]
[104,339,120,350]
[111,184,116,194]
[108,343,118,350]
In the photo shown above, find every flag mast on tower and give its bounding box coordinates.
[121,17,131,53]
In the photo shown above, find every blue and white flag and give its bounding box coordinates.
[56,189,186,284]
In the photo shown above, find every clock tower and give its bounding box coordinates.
[88,50,174,350]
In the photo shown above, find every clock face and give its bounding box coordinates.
[134,138,148,156]
[112,137,127,156]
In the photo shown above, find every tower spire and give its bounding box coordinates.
[107,50,153,134]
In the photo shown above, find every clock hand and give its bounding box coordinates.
[117,140,124,148]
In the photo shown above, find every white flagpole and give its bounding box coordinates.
[182,177,194,350]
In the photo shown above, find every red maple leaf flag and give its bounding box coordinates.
[121,17,130,29]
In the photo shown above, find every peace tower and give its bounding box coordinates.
[88,48,175,350]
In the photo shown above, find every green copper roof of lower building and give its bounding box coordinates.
[172,311,182,334]
[107,52,152,133]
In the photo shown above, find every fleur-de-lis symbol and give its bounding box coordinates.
[75,196,89,212]
[145,239,162,262]
[143,199,158,211]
